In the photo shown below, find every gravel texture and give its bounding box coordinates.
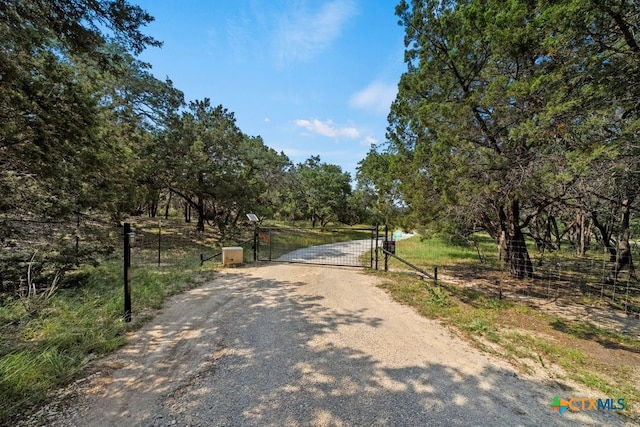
[25,263,631,426]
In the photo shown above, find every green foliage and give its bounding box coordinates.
[360,0,640,278]
[0,0,175,219]
[0,253,212,424]
[278,156,353,227]
[160,99,290,234]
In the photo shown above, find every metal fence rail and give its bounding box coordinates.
[257,227,378,268]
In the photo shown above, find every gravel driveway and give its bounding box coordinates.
[33,263,629,426]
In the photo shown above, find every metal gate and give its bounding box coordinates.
[255,226,379,268]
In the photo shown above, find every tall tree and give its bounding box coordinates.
[361,0,640,280]
[389,0,551,277]
[374,0,611,277]
[0,0,163,218]
[0,0,172,290]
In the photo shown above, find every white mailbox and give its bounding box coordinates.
[222,247,243,265]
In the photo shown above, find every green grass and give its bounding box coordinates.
[388,234,497,269]
[550,318,640,349]
[0,224,384,422]
[0,250,216,424]
[376,273,640,419]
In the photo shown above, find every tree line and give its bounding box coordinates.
[0,0,377,293]
[0,0,370,231]
[357,0,640,280]
[6,0,637,286]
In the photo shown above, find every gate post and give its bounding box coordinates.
[384,225,389,272]
[375,225,379,270]
[253,223,258,262]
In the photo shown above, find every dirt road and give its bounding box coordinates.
[35,264,629,426]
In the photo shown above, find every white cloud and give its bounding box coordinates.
[361,135,377,146]
[264,117,271,123]
[350,81,397,115]
[295,118,360,139]
[275,0,358,65]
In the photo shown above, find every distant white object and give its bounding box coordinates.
[246,213,259,222]
[222,247,243,265]
[392,231,414,241]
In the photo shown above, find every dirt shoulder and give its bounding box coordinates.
[22,264,632,426]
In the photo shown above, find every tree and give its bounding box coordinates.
[360,0,640,281]
[373,1,605,277]
[356,147,409,227]
[388,0,559,277]
[547,0,640,279]
[0,0,164,218]
[285,156,352,227]
[0,0,174,291]
[164,99,290,234]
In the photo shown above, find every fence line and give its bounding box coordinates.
[389,236,640,316]
[1,215,225,294]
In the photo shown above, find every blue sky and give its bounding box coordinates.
[134,0,406,179]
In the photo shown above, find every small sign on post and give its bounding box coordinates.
[247,213,259,262]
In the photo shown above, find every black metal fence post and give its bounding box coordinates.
[375,225,379,270]
[157,220,162,267]
[384,225,389,272]
[124,222,132,323]
[253,223,258,262]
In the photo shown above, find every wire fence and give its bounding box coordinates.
[4,215,639,318]
[1,214,114,296]
[0,214,235,296]
[388,234,640,317]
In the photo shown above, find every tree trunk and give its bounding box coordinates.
[577,212,586,257]
[609,198,636,282]
[591,211,616,261]
[195,172,205,232]
[550,215,561,250]
[148,197,158,218]
[195,197,205,232]
[164,190,172,220]
[498,200,533,279]
[184,203,191,223]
